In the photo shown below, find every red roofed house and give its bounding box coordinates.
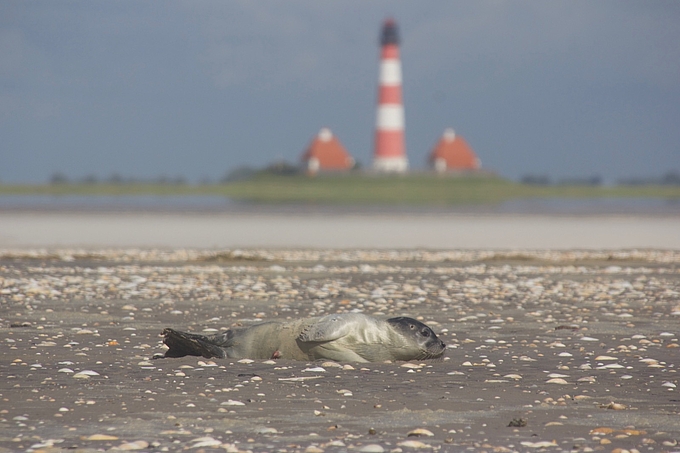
[428,128,481,173]
[301,128,355,175]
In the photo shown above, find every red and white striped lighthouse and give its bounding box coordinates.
[373,18,408,173]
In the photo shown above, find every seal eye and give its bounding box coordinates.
[421,329,430,337]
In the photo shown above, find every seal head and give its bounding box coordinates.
[386,316,446,360]
[297,314,447,362]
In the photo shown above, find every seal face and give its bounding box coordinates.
[162,313,446,363]
[385,316,447,360]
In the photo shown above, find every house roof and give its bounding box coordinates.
[428,128,480,170]
[301,128,355,171]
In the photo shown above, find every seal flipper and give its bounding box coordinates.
[297,315,352,343]
[162,328,233,359]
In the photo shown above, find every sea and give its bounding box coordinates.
[0,194,678,215]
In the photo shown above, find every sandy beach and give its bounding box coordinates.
[1,211,679,452]
[1,248,679,452]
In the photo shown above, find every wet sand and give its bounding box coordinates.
[1,249,679,452]
[1,212,680,249]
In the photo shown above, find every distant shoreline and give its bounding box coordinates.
[1,174,680,205]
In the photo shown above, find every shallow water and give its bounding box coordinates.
[498,197,680,215]
[0,194,233,211]
[1,194,679,215]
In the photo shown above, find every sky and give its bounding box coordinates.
[1,1,679,184]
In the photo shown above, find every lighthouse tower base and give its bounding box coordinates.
[373,156,409,173]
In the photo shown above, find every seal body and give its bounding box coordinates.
[162,314,445,363]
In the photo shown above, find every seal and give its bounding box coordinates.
[162,313,446,363]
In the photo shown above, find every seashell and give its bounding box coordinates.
[112,440,149,450]
[577,376,596,383]
[520,441,557,448]
[358,445,385,453]
[73,370,100,379]
[397,440,432,448]
[401,363,422,369]
[189,437,222,448]
[594,355,618,361]
[220,400,245,406]
[546,378,569,384]
[87,434,119,440]
[408,428,434,437]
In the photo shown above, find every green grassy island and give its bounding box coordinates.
[2,173,680,205]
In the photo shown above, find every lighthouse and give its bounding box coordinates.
[373,19,408,173]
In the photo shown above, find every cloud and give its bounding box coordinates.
[0,27,61,118]
[0,28,32,78]
[1,1,678,182]
[183,1,381,91]
[170,1,680,97]
[404,2,680,90]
